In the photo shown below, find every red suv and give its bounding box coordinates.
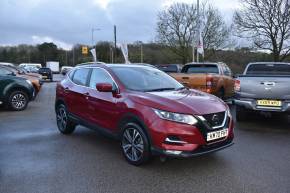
[55,63,234,165]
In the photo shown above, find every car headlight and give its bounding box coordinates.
[153,109,198,125]
[25,79,32,85]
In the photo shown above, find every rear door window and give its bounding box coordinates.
[182,64,219,74]
[72,68,91,86]
[246,63,290,75]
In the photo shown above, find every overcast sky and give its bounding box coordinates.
[0,0,240,50]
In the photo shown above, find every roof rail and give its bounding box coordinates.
[75,61,106,67]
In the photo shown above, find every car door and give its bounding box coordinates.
[87,68,120,132]
[68,68,91,120]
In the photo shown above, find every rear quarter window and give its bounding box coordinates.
[72,68,91,86]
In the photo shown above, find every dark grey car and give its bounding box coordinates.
[234,62,290,121]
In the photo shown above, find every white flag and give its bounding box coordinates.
[119,43,130,64]
[197,32,204,57]
[90,48,97,62]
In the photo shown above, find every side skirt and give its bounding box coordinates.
[68,113,119,140]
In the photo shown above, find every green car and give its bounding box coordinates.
[0,68,35,111]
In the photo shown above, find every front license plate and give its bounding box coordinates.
[257,100,282,107]
[42,76,47,79]
[207,129,228,142]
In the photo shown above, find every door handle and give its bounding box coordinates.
[84,92,90,100]
[182,77,189,80]
[64,87,69,92]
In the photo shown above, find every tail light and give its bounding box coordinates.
[234,80,241,92]
[206,76,213,93]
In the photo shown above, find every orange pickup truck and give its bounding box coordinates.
[170,62,235,99]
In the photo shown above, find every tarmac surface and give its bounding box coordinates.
[1,75,290,193]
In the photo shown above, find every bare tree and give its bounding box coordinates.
[234,0,290,61]
[156,3,230,64]
[202,6,230,50]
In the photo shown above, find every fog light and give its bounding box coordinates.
[165,137,187,144]
[165,150,182,155]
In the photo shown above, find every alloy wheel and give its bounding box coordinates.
[122,127,144,162]
[57,106,67,131]
[11,93,27,110]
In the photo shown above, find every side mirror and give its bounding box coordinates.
[96,83,113,92]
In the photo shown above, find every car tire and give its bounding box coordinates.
[236,106,247,122]
[8,90,29,111]
[56,104,76,134]
[121,122,151,166]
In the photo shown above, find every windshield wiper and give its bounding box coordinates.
[145,88,176,92]
[175,87,188,91]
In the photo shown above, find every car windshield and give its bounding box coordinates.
[182,64,219,74]
[246,63,290,75]
[111,66,184,92]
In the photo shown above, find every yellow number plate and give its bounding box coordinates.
[257,100,282,107]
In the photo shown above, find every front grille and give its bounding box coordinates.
[203,111,226,128]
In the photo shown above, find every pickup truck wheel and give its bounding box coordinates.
[56,104,76,134]
[236,106,247,122]
[8,90,29,111]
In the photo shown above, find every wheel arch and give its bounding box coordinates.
[5,85,31,102]
[55,98,67,113]
[117,113,153,145]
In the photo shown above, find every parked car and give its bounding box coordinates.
[157,64,182,73]
[55,63,234,165]
[0,69,34,111]
[23,66,40,73]
[170,62,235,99]
[19,63,42,69]
[0,62,15,67]
[234,62,290,121]
[61,66,73,75]
[0,65,42,94]
[38,67,53,81]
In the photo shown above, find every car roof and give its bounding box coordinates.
[248,62,290,65]
[76,63,156,69]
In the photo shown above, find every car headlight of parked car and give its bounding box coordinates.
[25,79,33,86]
[153,109,198,125]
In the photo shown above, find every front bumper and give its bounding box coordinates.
[151,138,234,157]
[234,98,290,112]
[146,112,234,157]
